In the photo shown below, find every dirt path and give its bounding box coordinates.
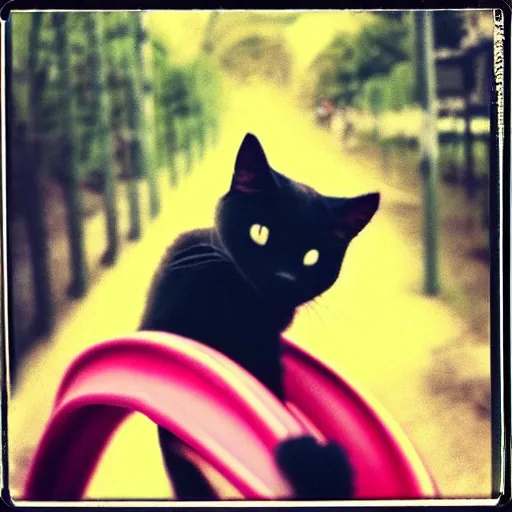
[7,82,491,500]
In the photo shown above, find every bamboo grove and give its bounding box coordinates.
[9,12,222,337]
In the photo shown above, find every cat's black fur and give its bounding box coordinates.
[140,133,380,500]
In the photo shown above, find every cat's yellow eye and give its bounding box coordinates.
[303,249,319,266]
[249,224,269,246]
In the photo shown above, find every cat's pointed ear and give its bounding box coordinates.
[231,133,274,194]
[329,193,380,240]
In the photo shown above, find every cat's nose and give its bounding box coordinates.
[275,271,296,282]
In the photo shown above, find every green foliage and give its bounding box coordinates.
[375,11,467,49]
[352,45,414,115]
[9,10,226,328]
[367,61,415,113]
[390,61,414,109]
[314,37,359,107]
[161,66,193,118]
[53,12,88,297]
[151,35,170,168]
[353,17,411,82]
[11,13,31,123]
[156,53,222,160]
[313,16,410,107]
[360,76,387,116]
[189,55,222,143]
[380,77,397,113]
[89,11,120,263]
[13,11,223,188]
[314,12,467,111]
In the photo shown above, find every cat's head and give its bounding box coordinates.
[215,133,379,311]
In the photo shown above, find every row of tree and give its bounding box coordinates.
[10,11,222,336]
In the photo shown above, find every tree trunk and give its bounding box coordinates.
[53,12,88,298]
[166,118,179,188]
[183,117,194,174]
[89,12,119,265]
[123,13,149,240]
[197,112,206,159]
[23,13,54,333]
[152,39,169,170]
[123,52,142,241]
[138,13,160,219]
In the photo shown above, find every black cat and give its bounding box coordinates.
[140,133,380,500]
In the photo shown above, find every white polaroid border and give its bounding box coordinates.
[0,8,508,508]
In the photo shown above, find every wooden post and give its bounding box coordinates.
[414,11,440,296]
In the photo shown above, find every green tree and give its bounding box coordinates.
[21,13,54,334]
[376,11,467,49]
[353,17,410,82]
[362,76,387,117]
[123,52,143,241]
[389,61,414,110]
[313,17,410,108]
[70,14,96,175]
[88,12,119,265]
[189,59,208,158]
[182,66,202,171]
[104,12,143,241]
[314,36,359,107]
[53,12,88,297]
[151,37,170,170]
[135,12,160,219]
[199,57,222,147]
[161,65,191,180]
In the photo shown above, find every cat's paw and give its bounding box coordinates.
[275,435,354,500]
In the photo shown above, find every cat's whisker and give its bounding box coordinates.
[169,259,226,272]
[170,253,228,268]
[311,300,333,333]
[314,296,360,325]
[302,302,328,333]
[172,244,229,261]
[312,298,339,321]
[210,230,234,260]
[169,259,230,273]
[314,298,365,332]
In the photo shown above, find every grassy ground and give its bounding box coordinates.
[8,81,491,500]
